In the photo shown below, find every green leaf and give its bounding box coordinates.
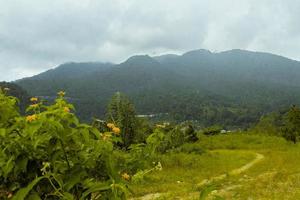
[62,192,75,200]
[0,128,6,137]
[14,156,28,174]
[64,171,87,191]
[12,177,44,200]
[3,156,14,178]
[27,193,42,200]
[80,182,111,199]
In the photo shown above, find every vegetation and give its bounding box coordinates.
[106,92,138,149]
[15,49,300,127]
[0,82,29,112]
[0,89,199,199]
[282,105,300,143]
[2,80,300,199]
[0,89,133,199]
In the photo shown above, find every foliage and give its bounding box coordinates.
[282,105,300,143]
[107,92,137,149]
[147,122,198,153]
[200,125,223,136]
[133,117,153,144]
[0,82,30,113]
[0,91,129,199]
[16,49,300,128]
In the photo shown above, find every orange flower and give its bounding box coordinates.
[30,97,38,102]
[112,127,121,135]
[26,114,37,122]
[63,107,70,113]
[57,91,66,97]
[107,123,115,129]
[121,172,130,181]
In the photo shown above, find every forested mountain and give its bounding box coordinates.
[15,49,300,127]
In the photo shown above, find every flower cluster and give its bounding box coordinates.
[30,97,38,102]
[63,107,70,113]
[57,91,66,97]
[106,123,121,135]
[121,172,130,181]
[26,114,37,122]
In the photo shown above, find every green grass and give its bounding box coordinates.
[226,148,300,199]
[130,149,255,197]
[130,133,300,199]
[196,132,292,150]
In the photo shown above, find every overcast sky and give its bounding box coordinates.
[1,0,300,81]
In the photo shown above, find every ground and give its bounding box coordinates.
[129,133,300,199]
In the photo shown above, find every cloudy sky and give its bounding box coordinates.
[1,0,300,81]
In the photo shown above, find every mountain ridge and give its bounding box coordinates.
[15,49,300,127]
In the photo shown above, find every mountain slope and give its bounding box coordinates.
[15,49,300,127]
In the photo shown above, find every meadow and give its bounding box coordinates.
[130,134,300,199]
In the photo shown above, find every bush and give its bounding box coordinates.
[200,125,223,136]
[0,91,129,199]
[174,143,205,154]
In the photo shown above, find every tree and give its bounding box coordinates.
[282,105,300,143]
[107,92,137,149]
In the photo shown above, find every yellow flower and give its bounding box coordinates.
[26,114,37,122]
[107,123,115,129]
[121,172,130,181]
[30,97,38,102]
[30,104,39,108]
[112,127,121,135]
[63,107,70,112]
[57,91,66,97]
[101,133,112,141]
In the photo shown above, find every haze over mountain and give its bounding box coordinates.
[15,49,300,127]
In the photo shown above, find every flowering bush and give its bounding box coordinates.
[0,90,128,199]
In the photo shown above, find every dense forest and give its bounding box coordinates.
[15,49,300,128]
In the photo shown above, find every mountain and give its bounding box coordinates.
[15,49,300,127]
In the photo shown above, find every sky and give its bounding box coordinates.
[1,0,300,81]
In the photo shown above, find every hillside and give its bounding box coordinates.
[15,49,300,127]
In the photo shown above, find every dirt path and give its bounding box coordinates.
[131,151,265,200]
[197,152,264,188]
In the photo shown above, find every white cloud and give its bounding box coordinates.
[0,0,299,81]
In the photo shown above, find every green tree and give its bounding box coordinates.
[282,105,300,143]
[107,92,137,149]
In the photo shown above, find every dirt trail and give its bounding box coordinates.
[131,151,265,200]
[197,152,264,188]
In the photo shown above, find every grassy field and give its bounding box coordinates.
[129,133,300,199]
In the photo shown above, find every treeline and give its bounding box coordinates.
[250,105,300,143]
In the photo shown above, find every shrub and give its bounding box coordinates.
[0,91,129,199]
